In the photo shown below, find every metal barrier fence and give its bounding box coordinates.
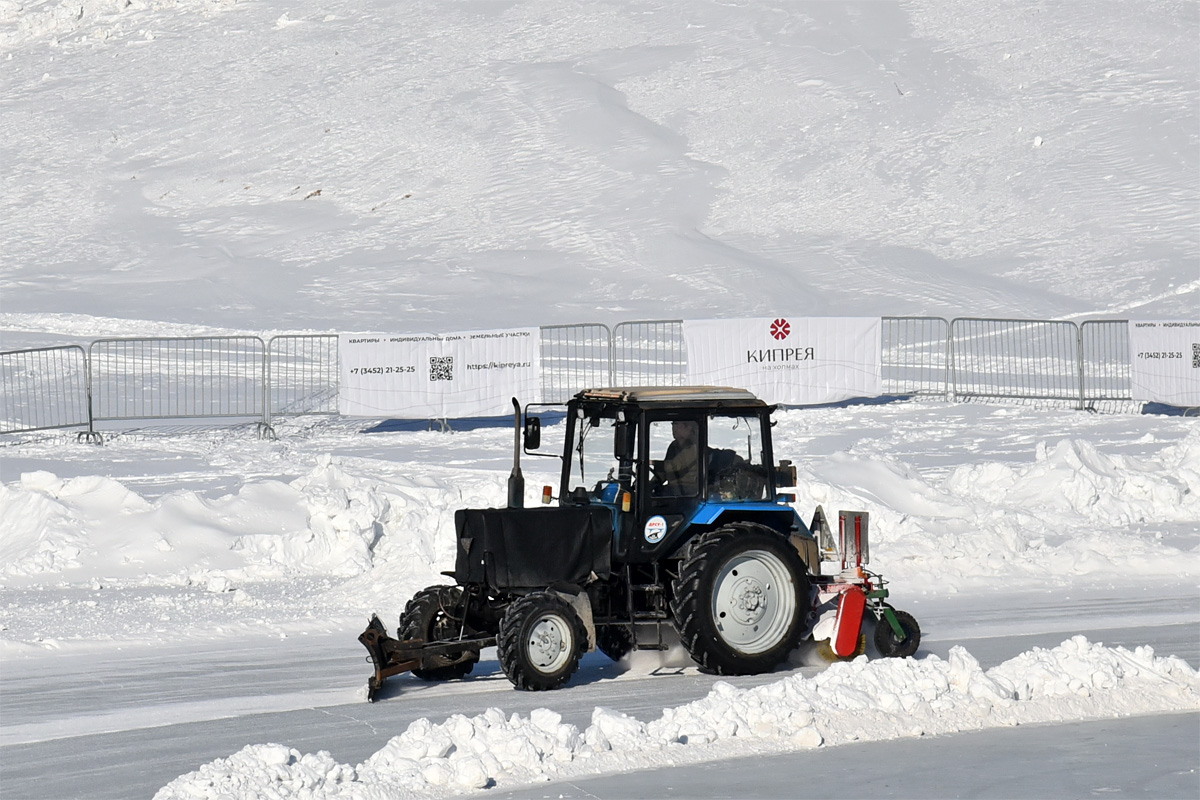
[882,316,950,397]
[1,318,1184,438]
[949,318,1082,403]
[540,324,612,403]
[611,320,686,387]
[88,337,267,423]
[1080,320,1132,404]
[266,335,339,421]
[0,346,91,434]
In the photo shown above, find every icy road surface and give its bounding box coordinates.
[2,588,1196,799]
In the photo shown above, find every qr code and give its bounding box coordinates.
[430,356,454,381]
[1193,343,1199,369]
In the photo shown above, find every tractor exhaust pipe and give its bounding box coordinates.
[508,397,524,508]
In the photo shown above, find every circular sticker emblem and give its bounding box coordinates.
[644,515,668,544]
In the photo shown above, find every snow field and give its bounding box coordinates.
[2,1,1194,333]
[152,637,1199,799]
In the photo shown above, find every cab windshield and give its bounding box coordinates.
[567,414,625,501]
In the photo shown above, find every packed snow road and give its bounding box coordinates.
[1,587,1196,799]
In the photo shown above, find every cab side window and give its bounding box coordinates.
[649,419,700,497]
[707,414,767,501]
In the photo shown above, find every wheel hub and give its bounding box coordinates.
[729,578,768,625]
[528,617,567,669]
[711,549,798,654]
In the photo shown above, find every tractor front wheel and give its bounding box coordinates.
[498,592,587,690]
[671,524,811,675]
[399,585,477,681]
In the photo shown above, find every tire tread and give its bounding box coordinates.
[670,523,810,675]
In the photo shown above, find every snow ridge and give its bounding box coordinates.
[152,637,1199,799]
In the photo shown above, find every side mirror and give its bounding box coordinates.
[523,416,541,450]
[774,459,797,488]
[613,421,635,460]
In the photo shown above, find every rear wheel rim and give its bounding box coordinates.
[527,613,572,673]
[711,549,797,655]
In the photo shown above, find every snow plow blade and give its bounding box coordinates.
[357,615,493,702]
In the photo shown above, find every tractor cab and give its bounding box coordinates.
[530,387,804,563]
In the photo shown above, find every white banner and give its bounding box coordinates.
[683,317,882,405]
[1128,320,1200,406]
[338,328,541,418]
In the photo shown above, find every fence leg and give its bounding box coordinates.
[79,382,103,444]
[1076,323,1086,411]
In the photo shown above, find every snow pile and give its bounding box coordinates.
[0,453,520,642]
[945,436,1200,526]
[4,432,1195,596]
[0,456,502,591]
[795,430,1200,587]
[153,637,1200,799]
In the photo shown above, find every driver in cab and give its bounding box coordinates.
[652,420,700,496]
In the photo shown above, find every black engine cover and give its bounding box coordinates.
[453,506,614,591]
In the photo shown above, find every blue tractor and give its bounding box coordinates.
[360,387,920,700]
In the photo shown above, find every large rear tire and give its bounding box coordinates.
[671,524,811,675]
[399,585,477,681]
[498,592,587,690]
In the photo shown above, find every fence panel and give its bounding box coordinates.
[267,335,340,419]
[1080,320,1131,404]
[89,337,266,422]
[0,346,90,433]
[611,320,686,387]
[1,319,1173,437]
[882,317,949,396]
[539,324,612,402]
[950,319,1081,403]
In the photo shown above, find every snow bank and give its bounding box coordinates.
[2,424,1197,646]
[794,429,1200,587]
[0,456,500,589]
[3,432,1195,596]
[153,637,1200,799]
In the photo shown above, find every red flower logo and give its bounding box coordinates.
[770,318,790,340]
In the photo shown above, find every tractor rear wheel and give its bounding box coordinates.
[671,524,810,675]
[498,592,587,690]
[873,608,921,658]
[399,585,477,681]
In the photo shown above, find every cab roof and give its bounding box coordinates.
[574,386,767,406]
